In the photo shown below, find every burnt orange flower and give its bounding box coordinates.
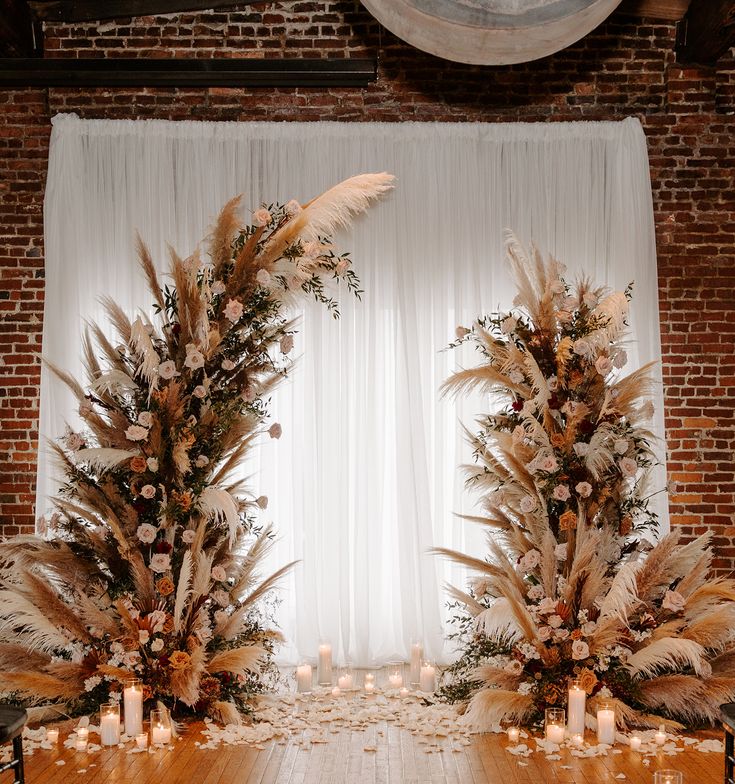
[162,614,174,633]
[142,684,154,701]
[152,387,169,404]
[620,516,632,536]
[551,433,565,448]
[156,577,175,596]
[559,510,578,531]
[171,490,193,511]
[130,456,147,473]
[571,629,583,641]
[577,668,598,694]
[169,650,191,670]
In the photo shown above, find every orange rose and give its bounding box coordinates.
[559,510,578,531]
[577,667,598,694]
[169,650,190,670]
[156,577,175,596]
[130,456,147,473]
[551,433,565,448]
[571,629,583,641]
[162,615,174,633]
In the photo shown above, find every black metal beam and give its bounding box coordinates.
[29,0,262,22]
[0,57,377,87]
[676,0,735,64]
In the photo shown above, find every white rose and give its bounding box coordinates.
[158,360,180,380]
[138,411,154,428]
[520,496,537,514]
[537,597,557,614]
[573,338,593,358]
[575,481,593,498]
[614,439,629,455]
[211,280,226,296]
[268,423,282,439]
[181,529,196,544]
[256,268,272,286]
[221,358,235,371]
[520,549,541,570]
[552,484,571,502]
[527,584,544,600]
[252,207,272,227]
[554,628,570,641]
[509,368,525,384]
[500,315,518,335]
[256,495,269,510]
[146,457,159,471]
[211,565,227,582]
[149,553,171,573]
[125,424,149,442]
[573,441,590,457]
[195,455,209,468]
[547,614,564,629]
[571,640,590,660]
[285,199,302,216]
[151,638,164,652]
[582,621,597,636]
[554,543,567,561]
[619,457,638,477]
[224,298,244,324]
[184,346,205,370]
[140,484,156,500]
[594,355,613,376]
[537,626,552,642]
[213,609,229,626]
[212,589,230,607]
[138,629,150,645]
[193,385,207,399]
[662,590,686,613]
[136,523,157,544]
[539,455,559,473]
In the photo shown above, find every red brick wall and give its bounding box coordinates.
[1,2,734,569]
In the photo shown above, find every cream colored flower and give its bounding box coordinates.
[184,345,205,370]
[547,614,563,629]
[614,439,629,455]
[619,457,638,477]
[252,207,271,227]
[195,455,209,468]
[224,298,244,323]
[594,355,613,376]
[146,457,159,472]
[211,566,227,582]
[256,495,269,510]
[280,334,294,354]
[181,529,196,544]
[138,629,150,645]
[268,423,282,439]
[662,589,686,613]
[138,411,154,428]
[552,484,571,502]
[575,481,593,498]
[193,385,207,399]
[520,496,537,513]
[221,359,235,371]
[158,360,180,380]
[125,424,149,441]
[256,268,272,286]
[572,338,592,357]
[211,280,226,296]
[571,640,590,660]
[149,553,171,573]
[151,638,164,652]
[137,524,157,544]
[285,199,302,216]
[140,484,156,499]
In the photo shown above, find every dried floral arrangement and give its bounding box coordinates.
[436,234,735,730]
[0,173,393,723]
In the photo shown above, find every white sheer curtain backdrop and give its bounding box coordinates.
[41,114,665,666]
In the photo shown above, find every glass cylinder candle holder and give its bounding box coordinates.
[596,701,616,745]
[135,733,148,750]
[545,708,566,743]
[46,728,59,744]
[337,667,354,691]
[654,725,667,745]
[629,734,642,751]
[100,702,121,746]
[653,771,683,784]
[364,672,376,694]
[409,641,423,685]
[296,662,313,694]
[567,678,586,736]
[387,662,404,690]
[507,726,520,743]
[149,708,172,746]
[76,726,89,741]
[317,642,333,685]
[75,738,88,751]
[123,677,143,737]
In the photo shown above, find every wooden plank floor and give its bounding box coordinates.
[10,717,723,783]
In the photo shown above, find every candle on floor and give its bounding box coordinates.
[388,664,403,689]
[653,771,683,784]
[136,733,148,750]
[317,643,333,685]
[296,663,313,693]
[331,686,341,697]
[75,738,87,751]
[364,672,375,685]
[507,726,520,743]
[654,725,667,745]
[100,702,121,746]
[419,660,436,693]
[545,708,565,744]
[596,703,616,745]
[123,677,143,737]
[567,679,586,736]
[76,727,89,741]
[629,734,642,751]
[399,687,410,697]
[46,728,59,744]
[572,733,584,747]
[364,681,375,694]
[337,670,354,690]
[150,709,172,746]
[410,642,423,684]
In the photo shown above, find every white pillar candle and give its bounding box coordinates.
[629,734,642,751]
[507,727,520,743]
[317,643,332,685]
[296,663,313,693]
[135,733,148,750]
[546,724,565,743]
[567,681,586,735]
[655,725,667,745]
[123,678,143,737]
[100,713,120,746]
[388,673,403,689]
[596,706,616,745]
[410,642,423,684]
[46,729,59,744]
[419,661,436,693]
[337,671,354,690]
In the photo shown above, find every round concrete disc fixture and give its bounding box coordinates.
[361,0,624,65]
